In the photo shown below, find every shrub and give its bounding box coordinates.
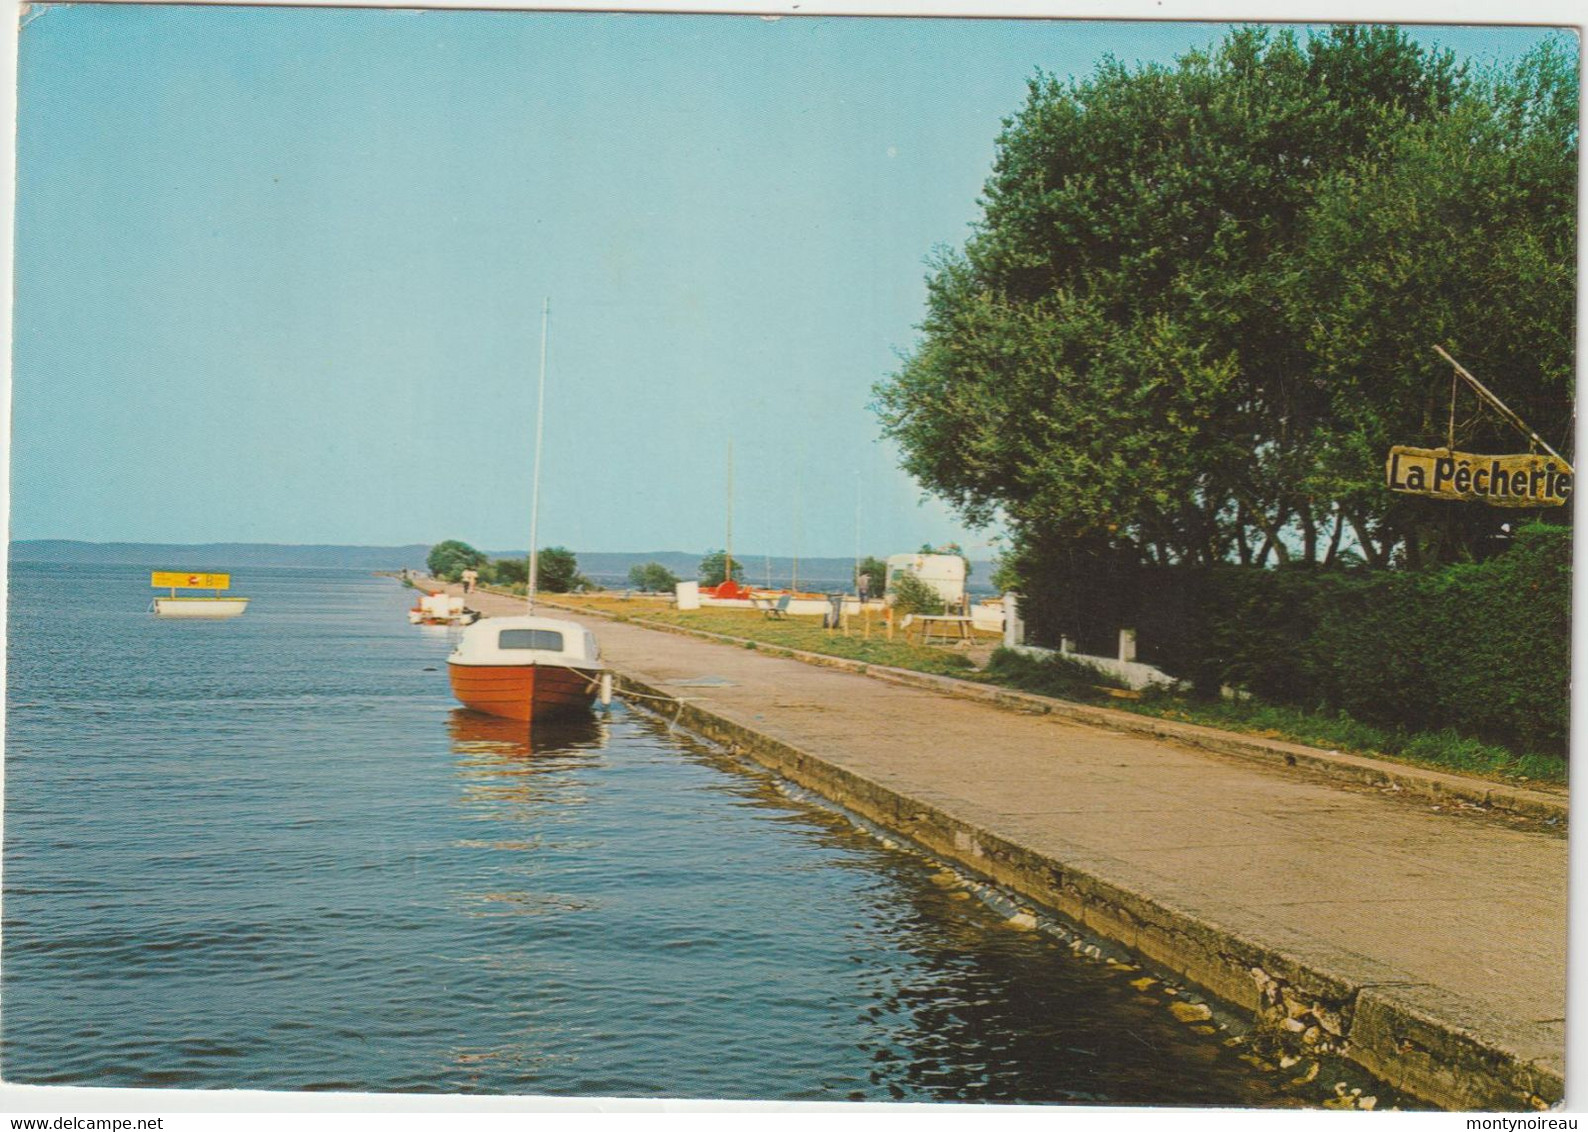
[535,547,585,593]
[699,549,744,587]
[888,571,946,616]
[984,647,1124,698]
[489,557,528,586]
[629,562,680,592]
[1019,524,1570,758]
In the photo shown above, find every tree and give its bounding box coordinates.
[490,557,528,587]
[874,26,1488,572]
[1291,39,1577,567]
[698,549,744,587]
[535,547,585,593]
[628,562,680,592]
[427,539,487,582]
[857,556,888,594]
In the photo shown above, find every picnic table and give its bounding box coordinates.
[907,613,975,645]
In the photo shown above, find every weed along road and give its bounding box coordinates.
[439,582,1566,1110]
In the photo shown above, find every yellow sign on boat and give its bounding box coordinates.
[151,572,231,590]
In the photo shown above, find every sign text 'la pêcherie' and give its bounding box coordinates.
[1385,446,1572,507]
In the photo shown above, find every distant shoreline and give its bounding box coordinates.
[10,539,435,571]
[9,540,996,592]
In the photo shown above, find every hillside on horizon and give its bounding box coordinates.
[11,540,997,590]
[10,540,436,570]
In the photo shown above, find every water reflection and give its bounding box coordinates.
[448,709,607,827]
[442,708,614,1079]
[446,708,609,757]
[843,892,1272,1106]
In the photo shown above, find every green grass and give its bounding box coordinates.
[981,647,1129,698]
[555,595,982,678]
[983,649,1565,787]
[1145,700,1564,786]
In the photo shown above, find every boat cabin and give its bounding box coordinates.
[449,614,602,669]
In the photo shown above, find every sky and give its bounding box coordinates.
[8,6,1569,558]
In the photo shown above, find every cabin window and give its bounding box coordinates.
[498,629,564,652]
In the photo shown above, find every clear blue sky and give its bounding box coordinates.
[10,7,1565,557]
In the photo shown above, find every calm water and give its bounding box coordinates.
[5,564,1386,1104]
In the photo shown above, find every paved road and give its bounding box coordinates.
[441,582,1567,1105]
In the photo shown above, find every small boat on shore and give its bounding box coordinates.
[448,614,605,721]
[408,590,475,626]
[151,571,249,618]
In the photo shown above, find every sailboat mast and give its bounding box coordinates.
[527,297,549,612]
[792,464,801,592]
[854,473,862,595]
[725,439,734,587]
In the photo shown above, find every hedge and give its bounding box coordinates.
[1017,524,1570,757]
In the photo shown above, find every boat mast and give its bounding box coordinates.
[792,462,801,592]
[854,473,862,595]
[725,438,734,589]
[527,297,549,612]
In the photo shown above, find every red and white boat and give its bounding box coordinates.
[408,590,473,625]
[447,300,608,723]
[448,614,605,722]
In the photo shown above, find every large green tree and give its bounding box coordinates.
[874,26,1574,573]
[1294,38,1577,567]
[535,547,585,593]
[427,539,487,581]
[857,555,888,594]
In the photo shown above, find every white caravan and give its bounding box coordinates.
[884,553,967,607]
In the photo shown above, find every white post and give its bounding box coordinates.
[1119,628,1137,663]
[1003,592,1023,648]
[1060,635,1075,655]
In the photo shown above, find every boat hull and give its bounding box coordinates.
[154,597,250,619]
[447,661,599,721]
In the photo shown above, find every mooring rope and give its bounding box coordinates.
[412,577,692,723]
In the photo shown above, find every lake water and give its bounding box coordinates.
[4,564,1394,1104]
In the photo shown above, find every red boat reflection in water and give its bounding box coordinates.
[446,707,608,758]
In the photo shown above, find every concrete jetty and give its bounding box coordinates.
[432,581,1567,1109]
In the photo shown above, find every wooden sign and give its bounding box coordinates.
[1386,447,1572,508]
[151,572,231,589]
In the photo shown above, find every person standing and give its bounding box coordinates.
[461,567,478,595]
